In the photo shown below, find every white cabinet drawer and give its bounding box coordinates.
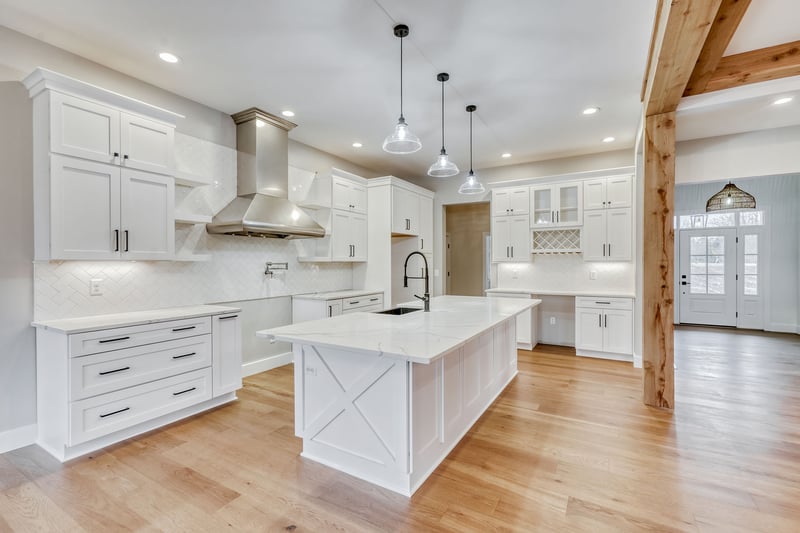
[342,303,384,315]
[575,297,632,310]
[70,335,212,401]
[69,316,212,357]
[69,368,212,446]
[342,293,383,310]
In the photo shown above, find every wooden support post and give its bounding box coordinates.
[642,112,675,410]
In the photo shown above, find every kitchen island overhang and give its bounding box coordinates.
[256,295,541,496]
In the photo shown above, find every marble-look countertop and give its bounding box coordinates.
[485,288,636,298]
[257,295,540,364]
[31,305,241,334]
[292,289,384,301]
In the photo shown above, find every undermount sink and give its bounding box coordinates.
[374,307,422,315]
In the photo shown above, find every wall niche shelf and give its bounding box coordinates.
[175,212,212,225]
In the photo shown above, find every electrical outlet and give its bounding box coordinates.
[512,268,519,279]
[89,278,103,296]
[305,366,317,376]
[549,316,556,325]
[589,270,597,280]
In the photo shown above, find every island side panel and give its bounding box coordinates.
[409,316,518,494]
[293,343,412,495]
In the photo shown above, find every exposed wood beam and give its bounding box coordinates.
[700,40,800,94]
[643,0,722,116]
[683,0,752,96]
[642,112,675,410]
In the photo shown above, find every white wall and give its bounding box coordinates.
[0,27,381,448]
[674,175,800,332]
[0,82,36,444]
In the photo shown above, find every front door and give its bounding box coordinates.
[679,228,737,326]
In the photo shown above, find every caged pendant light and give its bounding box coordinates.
[427,73,459,177]
[382,24,422,154]
[458,105,485,195]
[706,181,756,211]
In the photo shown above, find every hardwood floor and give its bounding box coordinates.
[2,327,799,532]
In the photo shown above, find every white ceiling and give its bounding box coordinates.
[0,0,657,178]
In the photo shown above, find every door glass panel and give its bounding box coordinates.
[707,275,725,294]
[744,275,758,295]
[706,213,735,227]
[690,274,707,294]
[744,234,757,254]
[708,236,724,255]
[707,255,725,274]
[743,234,758,295]
[740,211,764,226]
[744,254,757,274]
[690,236,706,255]
[687,235,726,295]
[690,256,706,274]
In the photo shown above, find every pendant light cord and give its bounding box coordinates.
[441,80,445,151]
[399,35,404,119]
[469,109,474,173]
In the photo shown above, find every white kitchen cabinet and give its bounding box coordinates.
[50,155,174,260]
[49,91,174,175]
[33,306,242,462]
[330,211,368,261]
[212,313,243,396]
[486,291,538,349]
[292,292,384,323]
[583,175,632,210]
[332,176,367,213]
[418,194,433,254]
[25,68,181,261]
[492,186,529,217]
[530,181,582,227]
[582,207,631,261]
[575,297,633,361]
[492,215,530,262]
[392,186,420,235]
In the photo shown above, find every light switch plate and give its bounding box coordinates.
[589,270,597,280]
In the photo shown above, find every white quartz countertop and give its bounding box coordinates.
[486,288,635,298]
[257,295,540,364]
[31,305,241,334]
[292,289,384,301]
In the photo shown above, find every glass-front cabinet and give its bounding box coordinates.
[530,181,582,227]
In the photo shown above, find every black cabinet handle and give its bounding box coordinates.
[99,336,130,344]
[551,211,554,223]
[114,229,119,252]
[605,315,608,328]
[608,244,611,256]
[123,154,129,160]
[172,352,196,360]
[113,152,119,158]
[598,314,602,327]
[218,315,238,320]
[172,387,196,396]
[100,407,130,419]
[99,366,130,376]
[172,326,196,332]
[602,243,606,257]
[328,305,333,317]
[595,301,611,305]
[124,230,129,252]
[511,246,514,258]
[349,300,360,305]
[370,297,379,302]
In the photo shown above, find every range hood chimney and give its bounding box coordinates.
[206,107,325,238]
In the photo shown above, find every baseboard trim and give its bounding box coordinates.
[242,352,293,377]
[0,423,38,454]
[633,353,642,369]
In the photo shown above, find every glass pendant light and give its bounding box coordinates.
[706,181,756,211]
[458,105,485,195]
[383,24,421,154]
[427,73,459,177]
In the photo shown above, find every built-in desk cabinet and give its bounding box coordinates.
[25,68,180,261]
[575,297,633,361]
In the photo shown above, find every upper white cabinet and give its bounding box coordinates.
[491,215,529,262]
[25,68,181,261]
[583,175,632,210]
[492,186,529,217]
[530,181,582,227]
[392,185,421,235]
[50,91,174,175]
[294,167,369,262]
[418,194,433,254]
[582,207,632,261]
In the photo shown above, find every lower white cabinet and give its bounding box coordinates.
[292,292,384,322]
[34,307,241,462]
[574,297,633,361]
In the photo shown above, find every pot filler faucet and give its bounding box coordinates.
[403,251,430,312]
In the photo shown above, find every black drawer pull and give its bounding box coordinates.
[172,326,196,332]
[370,298,379,302]
[99,366,130,376]
[173,387,196,396]
[349,300,360,305]
[99,336,130,344]
[99,407,130,418]
[172,352,196,360]
[218,315,238,320]
[595,301,611,305]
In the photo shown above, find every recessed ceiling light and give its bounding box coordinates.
[281,110,295,117]
[602,136,615,143]
[501,153,512,158]
[582,107,600,115]
[352,142,363,148]
[158,52,179,63]
[773,97,793,105]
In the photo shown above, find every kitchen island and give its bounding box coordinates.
[256,295,539,496]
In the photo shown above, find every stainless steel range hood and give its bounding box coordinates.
[206,108,325,239]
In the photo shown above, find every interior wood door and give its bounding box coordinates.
[50,155,120,260]
[120,169,174,260]
[679,228,737,326]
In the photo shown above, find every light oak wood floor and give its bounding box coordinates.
[2,326,799,532]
